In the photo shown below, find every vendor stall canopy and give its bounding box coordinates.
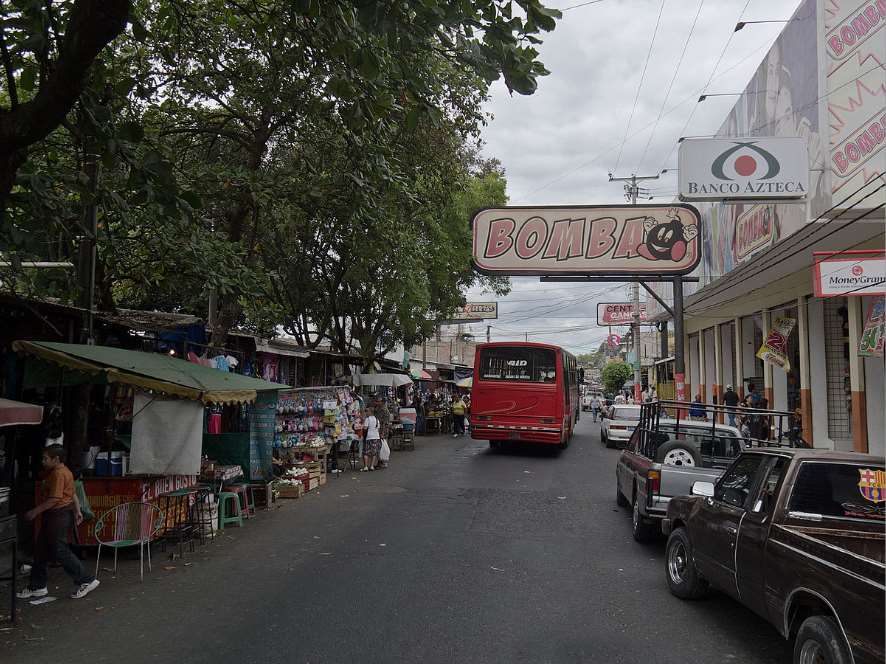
[12,341,288,404]
[0,398,44,426]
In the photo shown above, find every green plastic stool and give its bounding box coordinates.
[217,492,243,529]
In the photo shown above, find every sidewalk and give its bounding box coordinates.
[2,433,459,661]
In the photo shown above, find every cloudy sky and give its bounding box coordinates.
[461,0,803,355]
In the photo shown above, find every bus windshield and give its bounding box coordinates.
[479,347,557,383]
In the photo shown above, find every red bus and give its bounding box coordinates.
[470,342,581,449]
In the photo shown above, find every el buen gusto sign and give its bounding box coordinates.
[471,205,701,276]
[678,137,808,201]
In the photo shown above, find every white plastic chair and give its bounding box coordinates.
[94,502,164,581]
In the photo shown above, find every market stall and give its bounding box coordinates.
[11,340,287,544]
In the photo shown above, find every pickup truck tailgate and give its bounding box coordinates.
[660,465,724,500]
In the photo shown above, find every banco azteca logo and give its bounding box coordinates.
[711,141,780,181]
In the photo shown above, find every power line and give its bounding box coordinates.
[510,40,772,203]
[613,0,667,174]
[561,0,607,9]
[657,0,752,173]
[636,0,705,172]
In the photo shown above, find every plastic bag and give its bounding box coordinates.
[379,438,391,462]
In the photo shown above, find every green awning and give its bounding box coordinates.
[12,340,288,404]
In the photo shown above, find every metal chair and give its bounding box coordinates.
[94,502,164,581]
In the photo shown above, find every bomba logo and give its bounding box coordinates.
[711,142,780,181]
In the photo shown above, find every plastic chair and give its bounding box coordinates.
[94,502,164,581]
[217,492,243,529]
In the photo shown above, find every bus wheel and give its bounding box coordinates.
[489,440,500,450]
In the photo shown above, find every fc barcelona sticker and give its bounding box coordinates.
[857,468,885,503]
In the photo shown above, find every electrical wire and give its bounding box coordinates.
[561,0,607,9]
[612,0,667,174]
[511,40,772,203]
[636,0,705,172]
[656,0,752,174]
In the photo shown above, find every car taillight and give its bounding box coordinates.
[647,470,660,496]
[610,425,626,430]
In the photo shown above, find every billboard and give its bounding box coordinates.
[471,205,701,276]
[678,137,808,201]
[813,250,885,297]
[448,302,498,322]
[597,302,649,326]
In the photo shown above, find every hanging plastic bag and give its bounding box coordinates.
[379,438,391,462]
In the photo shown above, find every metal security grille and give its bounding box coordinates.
[823,297,851,441]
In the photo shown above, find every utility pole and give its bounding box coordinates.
[486,325,491,343]
[525,332,529,342]
[79,151,100,344]
[608,172,659,403]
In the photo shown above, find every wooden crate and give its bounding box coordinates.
[277,484,304,499]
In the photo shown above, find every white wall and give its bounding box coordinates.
[704,327,716,397]
[865,355,885,456]
[807,299,835,450]
[741,316,757,391]
[721,323,735,389]
[690,335,700,396]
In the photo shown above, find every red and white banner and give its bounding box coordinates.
[597,302,649,326]
[813,250,885,297]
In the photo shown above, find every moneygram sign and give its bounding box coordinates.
[471,205,701,276]
[813,250,885,297]
[679,137,808,201]
[597,302,649,326]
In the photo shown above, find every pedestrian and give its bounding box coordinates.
[452,395,466,437]
[362,407,381,471]
[590,395,601,422]
[614,393,626,405]
[17,446,100,600]
[723,384,740,427]
[689,394,706,421]
[627,393,635,405]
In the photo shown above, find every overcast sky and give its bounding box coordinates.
[461,0,803,355]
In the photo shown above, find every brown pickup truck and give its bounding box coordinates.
[663,449,885,664]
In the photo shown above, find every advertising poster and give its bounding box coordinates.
[756,317,797,371]
[859,298,885,358]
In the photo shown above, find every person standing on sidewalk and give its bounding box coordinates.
[590,396,601,422]
[18,446,99,600]
[723,385,740,427]
[361,408,381,471]
[451,396,466,437]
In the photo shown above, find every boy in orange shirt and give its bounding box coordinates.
[18,446,99,600]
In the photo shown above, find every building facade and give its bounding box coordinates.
[648,0,885,454]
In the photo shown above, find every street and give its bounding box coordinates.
[7,416,791,664]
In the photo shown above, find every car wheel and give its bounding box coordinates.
[631,495,657,542]
[656,441,702,467]
[793,616,851,664]
[616,485,629,508]
[665,528,708,599]
[604,431,615,449]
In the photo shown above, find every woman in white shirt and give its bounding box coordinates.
[362,407,381,472]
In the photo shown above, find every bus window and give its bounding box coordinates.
[479,347,557,383]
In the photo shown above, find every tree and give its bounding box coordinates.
[602,361,632,396]
[0,1,131,211]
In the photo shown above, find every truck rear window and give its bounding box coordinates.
[789,463,885,520]
[479,347,556,383]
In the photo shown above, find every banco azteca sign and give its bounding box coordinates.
[678,137,808,201]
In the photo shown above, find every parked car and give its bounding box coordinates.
[663,449,885,664]
[581,393,594,412]
[616,418,747,540]
[601,404,641,448]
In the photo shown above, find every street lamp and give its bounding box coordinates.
[698,93,742,102]
[735,20,788,32]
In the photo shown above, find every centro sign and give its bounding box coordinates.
[471,205,701,276]
[678,137,808,201]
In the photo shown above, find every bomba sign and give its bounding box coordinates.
[678,137,808,201]
[471,205,701,276]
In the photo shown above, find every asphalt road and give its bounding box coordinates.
[6,414,791,664]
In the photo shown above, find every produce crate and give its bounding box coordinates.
[277,485,304,499]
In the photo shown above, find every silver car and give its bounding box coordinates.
[601,404,641,448]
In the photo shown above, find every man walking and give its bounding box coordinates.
[452,395,466,437]
[18,446,99,600]
[590,395,601,422]
[723,384,740,426]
